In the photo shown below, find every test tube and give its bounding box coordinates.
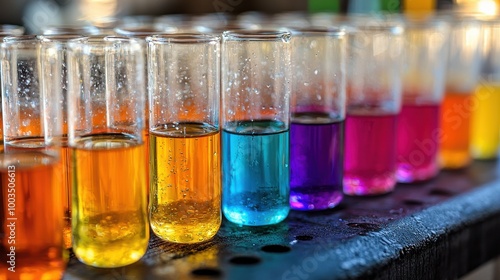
[397,18,449,183]
[114,26,172,198]
[0,25,24,152]
[289,28,346,210]
[439,17,482,169]
[344,21,404,196]
[148,34,221,243]
[221,30,291,226]
[67,36,149,268]
[471,18,500,160]
[39,35,85,249]
[0,35,66,279]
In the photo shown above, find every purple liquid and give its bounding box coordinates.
[344,113,398,196]
[290,112,344,210]
[397,104,440,183]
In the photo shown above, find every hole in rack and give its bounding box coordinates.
[229,256,261,265]
[403,199,424,206]
[429,189,454,196]
[261,245,291,253]
[191,268,222,277]
[295,235,314,241]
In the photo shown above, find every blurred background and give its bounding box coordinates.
[0,0,498,33]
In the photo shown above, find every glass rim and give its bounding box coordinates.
[114,25,176,37]
[42,24,100,35]
[289,26,346,37]
[38,34,86,42]
[2,34,38,44]
[222,29,291,41]
[146,33,221,44]
[348,24,404,35]
[67,35,144,50]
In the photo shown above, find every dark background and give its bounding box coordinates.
[0,0,458,25]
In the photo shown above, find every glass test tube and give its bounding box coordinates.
[344,22,404,196]
[0,25,24,153]
[0,35,66,279]
[439,17,482,169]
[221,30,291,226]
[397,18,449,183]
[289,28,346,210]
[67,36,149,268]
[114,26,167,199]
[471,18,500,160]
[148,34,221,243]
[39,35,85,249]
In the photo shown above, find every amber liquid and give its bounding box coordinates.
[143,129,150,198]
[439,92,472,169]
[71,133,149,268]
[0,152,66,279]
[150,123,221,244]
[403,0,434,13]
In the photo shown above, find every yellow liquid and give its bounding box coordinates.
[471,83,500,159]
[59,146,72,249]
[150,123,221,244]
[0,152,66,280]
[71,134,149,268]
[143,129,150,198]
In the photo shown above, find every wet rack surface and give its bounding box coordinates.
[64,160,500,280]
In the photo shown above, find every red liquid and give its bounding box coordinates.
[344,113,398,195]
[397,104,440,183]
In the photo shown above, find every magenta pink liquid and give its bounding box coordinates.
[344,113,398,195]
[397,104,440,183]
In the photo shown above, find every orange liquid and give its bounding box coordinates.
[403,0,434,13]
[439,92,472,169]
[71,133,149,268]
[150,123,221,243]
[0,152,66,279]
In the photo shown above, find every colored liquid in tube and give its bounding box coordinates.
[71,133,149,268]
[397,103,440,182]
[290,112,344,210]
[344,113,398,195]
[222,120,290,226]
[149,122,221,244]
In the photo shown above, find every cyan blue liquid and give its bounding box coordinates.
[222,120,290,226]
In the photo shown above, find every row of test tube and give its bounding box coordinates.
[0,12,497,276]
